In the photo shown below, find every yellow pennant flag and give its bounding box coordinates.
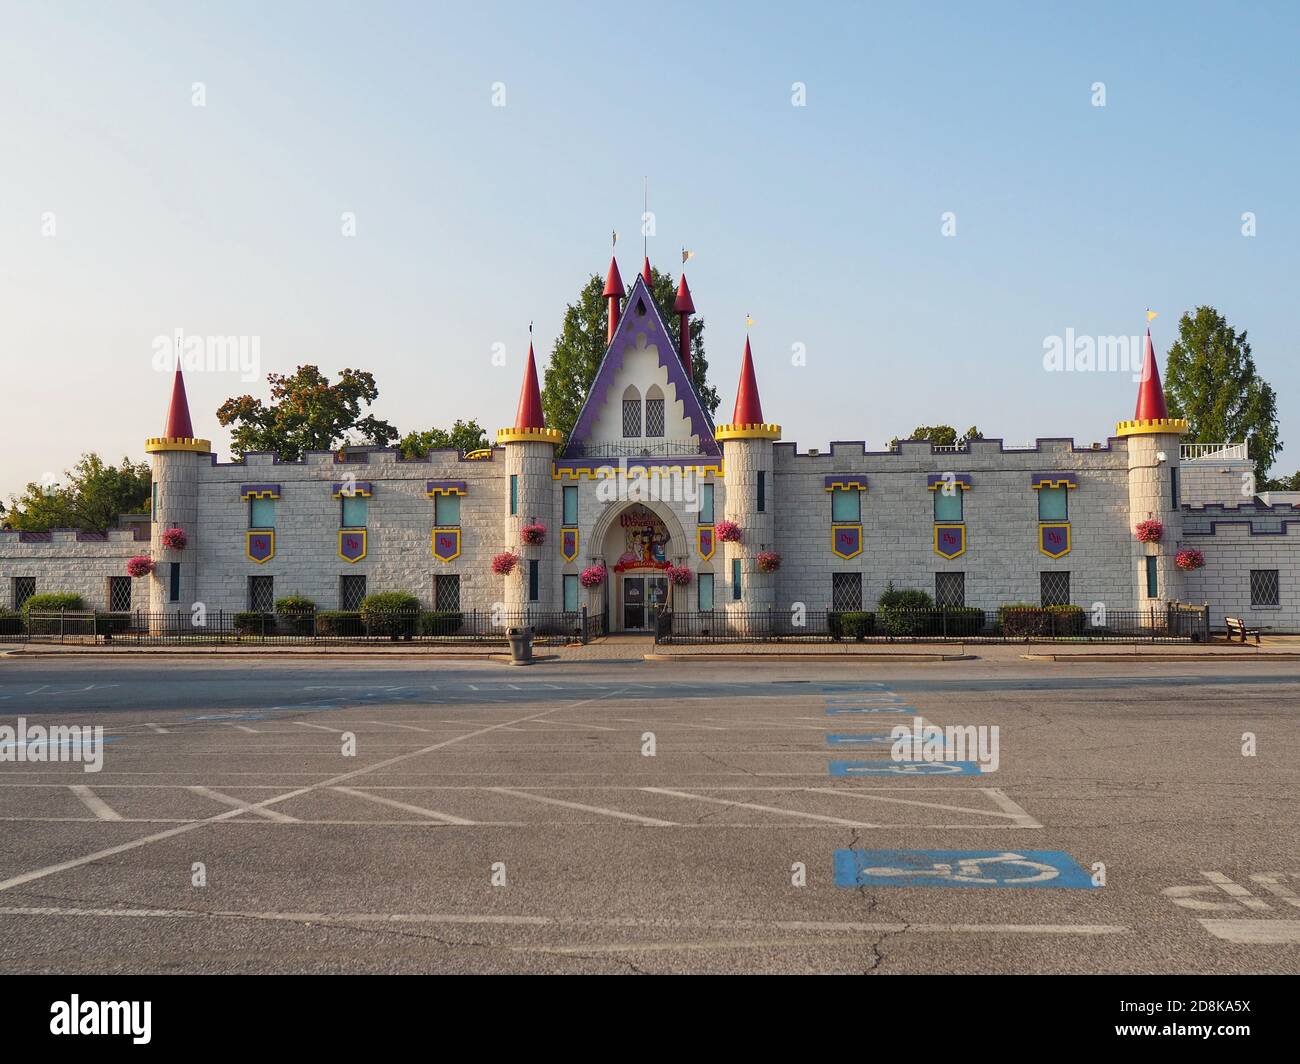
[745,313,754,328]
[681,248,695,264]
[1146,309,1158,323]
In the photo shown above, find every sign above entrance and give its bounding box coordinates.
[613,504,670,572]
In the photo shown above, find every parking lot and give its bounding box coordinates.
[0,656,1296,973]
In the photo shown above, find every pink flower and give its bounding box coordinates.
[715,520,742,543]
[666,564,694,586]
[580,564,607,588]
[161,527,187,550]
[126,555,155,578]
[492,551,520,575]
[1135,519,1164,543]
[520,521,547,546]
[1175,548,1205,571]
[756,550,782,573]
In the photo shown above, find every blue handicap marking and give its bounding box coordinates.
[827,733,945,748]
[826,705,917,715]
[828,760,978,776]
[834,849,1098,889]
[185,712,267,722]
[819,684,890,692]
[0,736,119,753]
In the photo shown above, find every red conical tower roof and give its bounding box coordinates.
[642,256,652,284]
[673,274,695,314]
[602,256,624,298]
[731,337,765,425]
[164,363,195,439]
[1134,329,1169,421]
[513,343,545,430]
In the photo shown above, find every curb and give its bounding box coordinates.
[1022,651,1300,663]
[643,652,973,663]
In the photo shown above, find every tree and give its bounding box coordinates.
[1164,307,1281,482]
[888,425,983,449]
[1261,470,1300,492]
[541,267,721,442]
[4,454,151,533]
[217,365,399,461]
[398,419,490,458]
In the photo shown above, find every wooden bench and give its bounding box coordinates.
[1225,616,1270,644]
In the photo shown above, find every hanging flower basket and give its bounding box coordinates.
[1135,519,1164,543]
[666,564,694,587]
[161,527,188,550]
[580,564,607,589]
[1175,548,1206,571]
[715,520,742,543]
[756,550,782,573]
[520,521,547,546]
[491,551,521,576]
[126,555,155,578]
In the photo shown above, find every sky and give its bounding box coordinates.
[2,1,1298,502]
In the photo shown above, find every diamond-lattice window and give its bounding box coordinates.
[935,572,965,608]
[645,398,665,438]
[622,398,642,438]
[1040,571,1070,606]
[832,573,862,612]
[435,574,461,612]
[1250,569,1280,607]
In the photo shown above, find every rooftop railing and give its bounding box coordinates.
[1181,442,1249,461]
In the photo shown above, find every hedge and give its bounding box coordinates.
[360,592,421,639]
[316,611,363,637]
[19,592,84,617]
[828,611,875,639]
[998,604,1085,638]
[420,611,465,636]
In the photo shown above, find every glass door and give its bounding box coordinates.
[623,577,645,629]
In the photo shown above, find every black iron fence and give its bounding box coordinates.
[3,609,595,647]
[654,602,1212,644]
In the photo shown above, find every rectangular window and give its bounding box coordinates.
[831,488,860,523]
[1170,467,1180,509]
[108,576,132,612]
[697,572,714,611]
[563,574,579,612]
[832,573,863,612]
[250,497,276,528]
[731,558,742,600]
[645,397,665,437]
[622,398,642,438]
[1250,569,1280,607]
[1038,486,1068,521]
[168,562,181,603]
[528,560,540,602]
[699,483,715,524]
[1145,556,1158,598]
[562,486,578,526]
[341,495,368,527]
[434,574,461,612]
[933,489,963,522]
[435,493,461,526]
[1040,571,1070,606]
[248,575,274,612]
[509,474,518,516]
[340,574,367,611]
[935,571,966,608]
[12,576,36,610]
[757,471,766,513]
[152,481,159,514]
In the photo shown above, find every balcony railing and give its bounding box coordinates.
[562,440,708,459]
[1180,443,1249,461]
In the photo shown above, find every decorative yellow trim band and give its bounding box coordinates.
[145,437,212,453]
[240,490,280,500]
[464,449,493,460]
[552,463,724,480]
[824,480,868,492]
[496,427,564,445]
[1115,417,1190,438]
[714,423,782,441]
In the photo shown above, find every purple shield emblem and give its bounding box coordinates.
[1039,523,1071,559]
[561,528,579,561]
[246,531,274,564]
[832,525,862,559]
[697,526,715,560]
[433,529,461,562]
[339,529,367,563]
[934,524,966,559]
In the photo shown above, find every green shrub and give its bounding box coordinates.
[937,606,985,636]
[998,604,1085,638]
[274,595,316,635]
[0,608,23,636]
[316,611,362,637]
[19,592,84,617]
[420,611,465,636]
[875,584,934,636]
[877,583,934,611]
[360,592,420,639]
[828,611,874,639]
[274,595,316,613]
[233,611,272,636]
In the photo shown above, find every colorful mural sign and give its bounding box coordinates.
[432,528,460,562]
[246,531,274,564]
[934,523,966,559]
[561,528,579,561]
[831,524,862,559]
[613,505,670,572]
[1039,523,1071,558]
[339,529,368,563]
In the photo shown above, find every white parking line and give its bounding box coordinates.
[331,787,475,825]
[1198,919,1300,944]
[144,724,169,734]
[642,787,883,827]
[804,786,1041,827]
[292,722,345,734]
[489,787,677,826]
[619,718,726,731]
[68,785,122,821]
[531,719,616,732]
[224,723,259,734]
[189,787,299,823]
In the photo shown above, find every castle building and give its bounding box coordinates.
[2,257,1297,631]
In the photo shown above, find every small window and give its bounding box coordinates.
[831,488,860,523]
[731,559,742,600]
[562,486,578,526]
[152,481,159,514]
[935,572,965,608]
[697,572,714,611]
[108,576,132,612]
[340,574,367,611]
[645,387,665,438]
[1250,569,1280,607]
[509,474,518,516]
[250,497,276,528]
[622,386,642,438]
[528,560,540,602]
[934,489,963,522]
[168,562,181,603]
[434,574,461,612]
[12,576,36,611]
[563,574,579,612]
[699,483,715,524]
[1145,556,1158,598]
[1040,571,1070,606]
[1038,486,1068,521]
[1170,467,1180,509]
[757,471,766,513]
[248,575,274,612]
[832,573,862,612]
[435,494,461,526]
[341,495,368,527]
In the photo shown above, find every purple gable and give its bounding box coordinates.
[565,274,718,457]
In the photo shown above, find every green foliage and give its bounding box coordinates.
[360,591,420,638]
[19,592,84,617]
[0,608,24,635]
[217,365,399,461]
[828,611,875,639]
[877,583,934,611]
[1261,470,1300,492]
[4,454,151,534]
[233,611,271,635]
[998,604,1085,637]
[1164,306,1281,482]
[888,425,983,450]
[540,267,721,442]
[875,584,936,636]
[398,419,490,459]
[274,595,316,613]
[315,611,362,637]
[420,611,465,636]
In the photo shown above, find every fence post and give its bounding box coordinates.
[581,606,588,644]
[59,609,65,644]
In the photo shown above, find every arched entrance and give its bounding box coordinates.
[591,500,691,632]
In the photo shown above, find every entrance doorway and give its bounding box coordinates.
[622,575,668,630]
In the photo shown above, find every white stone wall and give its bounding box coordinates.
[0,530,146,610]
[1179,458,1255,506]
[1183,527,1300,630]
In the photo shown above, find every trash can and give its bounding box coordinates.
[507,626,534,666]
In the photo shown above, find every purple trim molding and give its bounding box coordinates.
[824,475,868,490]
[331,481,374,497]
[239,484,281,499]
[1183,520,1300,537]
[926,473,973,489]
[213,446,499,468]
[553,456,721,475]
[1030,472,1079,488]
[426,480,469,495]
[775,438,1121,458]
[18,531,52,542]
[75,532,107,542]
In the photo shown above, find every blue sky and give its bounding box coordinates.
[2,1,1297,501]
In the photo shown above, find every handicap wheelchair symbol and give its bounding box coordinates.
[829,760,978,776]
[862,852,1059,885]
[834,849,1097,889]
